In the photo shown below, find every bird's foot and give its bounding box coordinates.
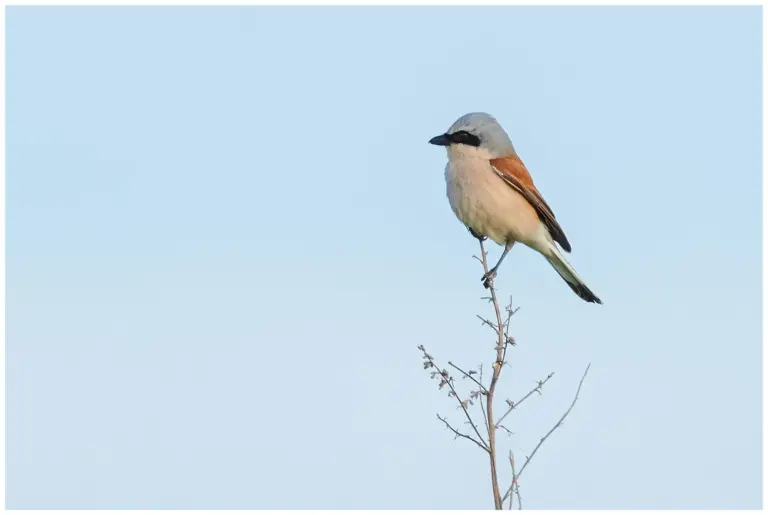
[481,269,497,289]
[468,227,487,242]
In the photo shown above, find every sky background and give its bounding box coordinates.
[5,6,762,510]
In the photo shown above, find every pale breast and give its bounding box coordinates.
[445,158,542,246]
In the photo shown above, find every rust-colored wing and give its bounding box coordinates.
[489,155,572,252]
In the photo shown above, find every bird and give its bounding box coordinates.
[429,112,602,304]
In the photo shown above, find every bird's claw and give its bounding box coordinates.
[468,227,487,241]
[481,270,497,289]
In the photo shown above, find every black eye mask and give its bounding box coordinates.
[449,130,481,147]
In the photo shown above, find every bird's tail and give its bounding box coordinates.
[545,243,602,304]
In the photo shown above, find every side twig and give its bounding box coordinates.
[502,364,591,503]
[448,361,488,393]
[478,364,491,436]
[437,414,488,452]
[509,451,522,510]
[496,373,555,428]
[419,345,490,452]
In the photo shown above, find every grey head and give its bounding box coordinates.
[428,112,516,158]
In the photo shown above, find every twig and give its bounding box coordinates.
[420,346,490,452]
[501,364,591,503]
[476,315,500,333]
[502,297,518,361]
[448,361,488,393]
[478,239,506,510]
[509,451,522,510]
[504,297,517,335]
[478,364,491,436]
[437,414,489,453]
[495,373,555,428]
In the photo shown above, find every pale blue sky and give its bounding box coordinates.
[5,6,762,509]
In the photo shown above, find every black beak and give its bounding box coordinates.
[428,133,451,146]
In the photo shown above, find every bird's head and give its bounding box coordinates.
[429,112,516,160]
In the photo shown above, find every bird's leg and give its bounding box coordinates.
[482,242,514,289]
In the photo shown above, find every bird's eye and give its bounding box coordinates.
[451,130,481,147]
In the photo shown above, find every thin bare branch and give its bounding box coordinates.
[501,297,519,360]
[503,296,518,337]
[476,315,500,334]
[478,397,490,437]
[448,361,488,393]
[495,373,555,428]
[420,346,490,451]
[477,364,491,437]
[509,451,522,510]
[437,414,490,453]
[502,364,591,503]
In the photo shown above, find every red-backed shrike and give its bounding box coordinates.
[429,112,602,304]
